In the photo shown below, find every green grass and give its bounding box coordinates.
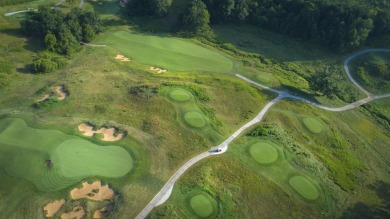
[184,111,207,128]
[165,87,224,145]
[97,30,234,73]
[302,117,323,134]
[289,176,319,200]
[249,141,278,164]
[349,51,390,94]
[190,194,214,217]
[168,88,192,102]
[0,117,133,191]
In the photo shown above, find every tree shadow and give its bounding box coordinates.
[0,28,44,74]
[340,181,390,219]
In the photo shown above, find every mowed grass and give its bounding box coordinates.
[0,118,133,191]
[98,30,234,72]
[184,111,207,128]
[169,88,192,102]
[302,117,323,134]
[249,141,278,164]
[190,194,214,217]
[289,176,319,200]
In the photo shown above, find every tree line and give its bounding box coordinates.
[20,6,101,73]
[128,0,390,52]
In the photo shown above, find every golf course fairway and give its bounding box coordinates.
[302,117,323,133]
[289,176,319,200]
[250,141,278,164]
[169,89,192,102]
[100,30,233,72]
[190,194,214,217]
[0,118,133,191]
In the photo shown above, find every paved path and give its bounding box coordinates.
[79,0,84,8]
[4,10,30,16]
[135,49,390,218]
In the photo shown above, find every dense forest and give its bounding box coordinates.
[132,0,390,52]
[20,6,101,73]
[201,0,390,52]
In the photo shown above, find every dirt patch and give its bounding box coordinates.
[43,199,65,218]
[71,181,114,201]
[78,123,124,141]
[115,54,130,61]
[149,67,167,73]
[93,204,114,218]
[61,206,85,219]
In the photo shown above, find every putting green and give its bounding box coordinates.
[190,194,214,217]
[302,117,323,133]
[169,89,192,102]
[256,74,270,83]
[184,112,207,128]
[289,176,319,200]
[250,142,278,164]
[0,118,133,191]
[100,30,233,72]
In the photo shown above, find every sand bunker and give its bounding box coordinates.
[54,85,67,100]
[78,123,124,141]
[115,54,130,61]
[37,94,50,102]
[61,206,85,219]
[43,199,65,218]
[36,85,67,102]
[71,181,114,201]
[149,67,167,73]
[93,204,114,218]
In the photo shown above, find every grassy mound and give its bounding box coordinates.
[190,194,214,217]
[256,74,270,83]
[249,142,278,164]
[302,117,323,134]
[0,118,133,191]
[99,30,233,72]
[184,111,207,128]
[169,89,192,102]
[289,176,319,200]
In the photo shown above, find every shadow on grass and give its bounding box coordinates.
[1,28,44,74]
[341,181,390,219]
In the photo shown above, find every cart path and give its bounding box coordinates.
[135,49,390,218]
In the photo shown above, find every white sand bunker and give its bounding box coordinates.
[78,123,124,141]
[43,199,65,218]
[115,54,131,61]
[71,181,114,201]
[36,85,68,102]
[149,67,167,73]
[61,206,85,219]
[93,204,114,218]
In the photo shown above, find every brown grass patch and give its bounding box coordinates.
[43,199,65,218]
[61,206,85,219]
[71,181,114,201]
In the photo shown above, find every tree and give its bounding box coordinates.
[127,0,172,17]
[44,32,57,51]
[180,0,211,35]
